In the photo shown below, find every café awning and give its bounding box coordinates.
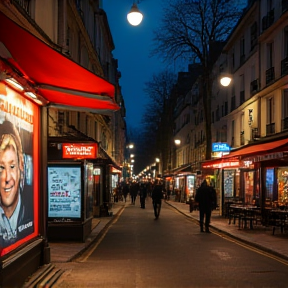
[0,12,119,113]
[202,138,288,169]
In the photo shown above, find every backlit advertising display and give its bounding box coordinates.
[0,83,39,255]
[48,165,81,219]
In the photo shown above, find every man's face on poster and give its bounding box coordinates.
[0,145,21,217]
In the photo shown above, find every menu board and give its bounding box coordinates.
[48,165,81,219]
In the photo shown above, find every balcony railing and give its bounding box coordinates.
[281,57,288,76]
[266,123,275,135]
[282,117,288,131]
[251,128,260,140]
[266,67,275,85]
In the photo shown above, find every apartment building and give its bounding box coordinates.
[202,0,288,215]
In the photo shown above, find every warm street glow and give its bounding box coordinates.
[174,139,181,145]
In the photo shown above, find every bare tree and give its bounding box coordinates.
[141,70,176,172]
[152,0,246,159]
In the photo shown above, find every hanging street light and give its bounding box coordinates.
[127,2,143,26]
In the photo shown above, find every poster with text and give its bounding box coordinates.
[48,165,81,219]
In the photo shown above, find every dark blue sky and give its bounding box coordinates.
[104,0,177,129]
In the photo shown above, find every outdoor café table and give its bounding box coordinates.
[228,205,260,229]
[269,209,288,235]
[239,206,261,229]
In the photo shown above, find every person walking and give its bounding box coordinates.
[139,182,147,209]
[195,179,216,233]
[151,179,163,219]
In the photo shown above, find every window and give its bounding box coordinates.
[267,97,274,124]
[267,42,274,69]
[284,26,288,57]
[283,90,288,118]
[231,120,235,147]
[240,74,245,104]
[240,37,245,64]
[250,22,257,50]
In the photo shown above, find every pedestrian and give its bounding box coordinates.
[122,182,129,202]
[151,179,163,219]
[130,181,139,205]
[195,179,216,233]
[139,182,147,208]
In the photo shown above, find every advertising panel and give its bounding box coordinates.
[0,83,39,255]
[48,165,81,219]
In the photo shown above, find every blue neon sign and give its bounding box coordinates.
[212,142,231,152]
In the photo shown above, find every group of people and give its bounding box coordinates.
[114,178,217,230]
[114,179,164,219]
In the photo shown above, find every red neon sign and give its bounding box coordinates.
[62,143,98,159]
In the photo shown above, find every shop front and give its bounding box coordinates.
[202,138,288,217]
[0,11,118,287]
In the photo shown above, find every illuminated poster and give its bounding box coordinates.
[223,170,234,197]
[0,83,39,253]
[48,165,81,219]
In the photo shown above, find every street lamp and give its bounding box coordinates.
[219,73,232,87]
[127,1,143,26]
[174,139,181,145]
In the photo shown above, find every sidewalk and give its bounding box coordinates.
[49,202,126,263]
[167,200,288,261]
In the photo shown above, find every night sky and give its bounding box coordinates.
[104,0,179,129]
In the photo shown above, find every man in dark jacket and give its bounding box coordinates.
[195,180,216,233]
[151,179,163,219]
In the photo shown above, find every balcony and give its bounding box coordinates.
[266,123,275,135]
[262,9,274,31]
[282,117,288,131]
[281,57,288,76]
[250,79,259,95]
[266,67,275,85]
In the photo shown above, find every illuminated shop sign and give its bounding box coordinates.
[0,83,39,256]
[212,142,231,152]
[202,161,240,169]
[62,143,98,159]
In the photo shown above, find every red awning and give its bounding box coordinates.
[226,138,288,158]
[0,12,119,112]
[202,138,288,169]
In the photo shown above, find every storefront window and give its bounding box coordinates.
[277,167,288,204]
[244,171,254,204]
[187,175,195,199]
[266,168,274,200]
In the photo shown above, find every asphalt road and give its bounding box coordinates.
[53,198,288,288]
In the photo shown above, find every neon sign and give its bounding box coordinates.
[62,143,98,159]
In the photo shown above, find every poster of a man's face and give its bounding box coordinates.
[0,85,37,252]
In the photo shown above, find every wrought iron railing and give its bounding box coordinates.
[266,67,275,85]
[266,123,275,135]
